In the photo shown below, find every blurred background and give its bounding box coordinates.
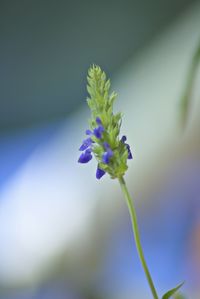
[0,0,200,298]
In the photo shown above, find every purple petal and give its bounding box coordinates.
[85,148,92,153]
[102,149,113,164]
[121,135,127,143]
[86,129,92,135]
[93,125,104,139]
[128,151,133,159]
[120,136,133,160]
[79,138,93,151]
[96,117,102,125]
[126,144,133,159]
[103,142,110,150]
[96,167,106,179]
[78,151,93,163]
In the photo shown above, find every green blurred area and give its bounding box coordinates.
[0,0,196,131]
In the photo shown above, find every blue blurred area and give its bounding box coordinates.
[3,283,82,299]
[0,118,199,298]
[0,102,199,299]
[96,158,200,298]
[0,123,61,188]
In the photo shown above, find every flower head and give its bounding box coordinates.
[78,65,133,179]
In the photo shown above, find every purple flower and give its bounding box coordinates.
[126,144,133,159]
[96,166,106,179]
[79,137,93,151]
[121,135,127,143]
[93,125,104,139]
[121,135,133,160]
[78,149,93,163]
[103,142,110,150]
[102,150,113,164]
[102,142,113,164]
[92,117,104,139]
[85,129,93,135]
[96,117,102,125]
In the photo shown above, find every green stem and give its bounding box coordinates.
[180,39,200,128]
[118,176,159,299]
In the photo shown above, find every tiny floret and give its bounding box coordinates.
[96,117,102,125]
[93,125,104,139]
[121,135,133,160]
[127,145,133,159]
[86,129,92,135]
[96,166,106,179]
[78,65,133,179]
[78,149,93,163]
[121,135,127,143]
[102,149,113,164]
[79,137,93,151]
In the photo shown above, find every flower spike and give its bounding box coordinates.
[78,65,132,179]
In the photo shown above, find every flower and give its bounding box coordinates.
[78,149,93,163]
[93,123,104,139]
[79,137,93,151]
[96,166,106,179]
[78,65,133,179]
[102,142,113,164]
[121,135,133,160]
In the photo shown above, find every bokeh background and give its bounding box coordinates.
[0,0,200,298]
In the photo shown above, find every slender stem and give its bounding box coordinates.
[180,39,200,128]
[118,176,159,299]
